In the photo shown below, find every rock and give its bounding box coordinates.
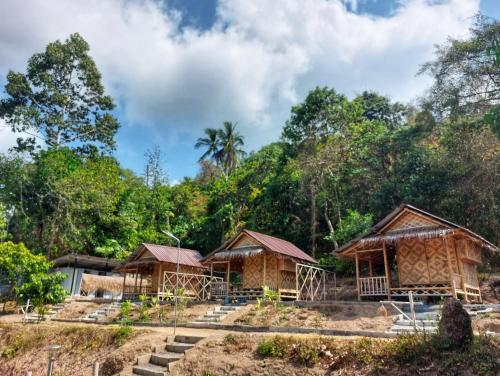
[438,298,472,347]
[377,305,388,317]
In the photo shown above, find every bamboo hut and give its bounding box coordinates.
[115,243,207,300]
[202,229,318,300]
[52,254,121,298]
[336,204,498,303]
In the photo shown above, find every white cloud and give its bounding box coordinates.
[0,0,479,152]
[0,120,18,153]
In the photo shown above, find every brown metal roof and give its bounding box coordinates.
[117,243,206,270]
[243,230,316,263]
[202,229,316,264]
[141,243,205,268]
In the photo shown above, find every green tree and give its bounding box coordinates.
[0,242,59,299]
[0,33,119,152]
[217,122,246,175]
[195,128,221,165]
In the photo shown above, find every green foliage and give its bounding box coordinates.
[0,33,119,153]
[262,285,281,308]
[0,241,67,309]
[112,326,133,345]
[325,209,373,247]
[0,203,9,241]
[257,336,290,358]
[119,300,132,323]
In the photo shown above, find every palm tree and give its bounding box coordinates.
[194,122,245,176]
[195,128,221,164]
[217,122,245,175]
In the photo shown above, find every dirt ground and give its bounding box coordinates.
[55,301,104,319]
[473,312,500,334]
[226,302,397,332]
[0,323,165,376]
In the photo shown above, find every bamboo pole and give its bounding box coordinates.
[157,263,162,296]
[382,242,391,300]
[226,261,230,294]
[93,362,99,376]
[121,272,127,299]
[355,251,360,301]
[443,237,457,299]
[263,253,267,286]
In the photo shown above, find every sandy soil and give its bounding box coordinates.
[130,302,214,324]
[226,302,397,332]
[473,312,500,334]
[55,301,104,319]
[0,322,165,376]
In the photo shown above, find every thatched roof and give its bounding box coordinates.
[336,204,498,258]
[80,273,137,293]
[208,246,265,261]
[202,229,317,264]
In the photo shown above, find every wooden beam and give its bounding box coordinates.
[121,273,127,298]
[355,251,360,301]
[134,267,139,294]
[263,253,267,286]
[382,242,391,300]
[368,257,373,277]
[453,240,468,303]
[226,261,231,294]
[157,263,162,296]
[443,237,457,299]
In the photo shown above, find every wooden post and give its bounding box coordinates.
[443,237,457,299]
[368,257,373,277]
[157,263,162,297]
[453,242,468,303]
[121,272,127,299]
[226,261,231,294]
[262,253,267,286]
[355,251,360,301]
[93,362,99,376]
[139,274,143,294]
[134,267,139,296]
[382,242,391,300]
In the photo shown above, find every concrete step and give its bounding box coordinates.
[391,325,438,333]
[174,335,205,344]
[150,352,183,367]
[395,320,438,327]
[207,310,226,316]
[165,342,194,353]
[132,364,168,376]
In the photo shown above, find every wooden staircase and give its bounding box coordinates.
[132,335,205,376]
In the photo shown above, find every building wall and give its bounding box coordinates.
[55,267,117,298]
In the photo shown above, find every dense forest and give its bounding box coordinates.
[0,16,498,270]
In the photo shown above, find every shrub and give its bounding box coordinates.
[112,326,133,345]
[257,336,291,358]
[119,300,132,323]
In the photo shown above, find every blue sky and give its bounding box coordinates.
[0,0,498,183]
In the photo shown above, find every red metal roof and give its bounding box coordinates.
[242,230,317,264]
[140,243,205,268]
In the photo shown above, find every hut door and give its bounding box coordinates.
[397,240,430,285]
[425,238,449,283]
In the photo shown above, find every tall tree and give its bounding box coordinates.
[144,145,167,187]
[0,33,119,153]
[217,121,246,175]
[419,15,499,134]
[195,128,221,164]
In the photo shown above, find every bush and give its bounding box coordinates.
[112,326,133,345]
[257,336,291,358]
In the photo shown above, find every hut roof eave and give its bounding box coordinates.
[335,204,498,257]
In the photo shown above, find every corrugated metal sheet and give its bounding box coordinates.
[141,243,205,268]
[243,230,317,264]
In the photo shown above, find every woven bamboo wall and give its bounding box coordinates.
[396,238,450,285]
[386,211,439,233]
[242,253,281,289]
[232,233,259,248]
[151,263,203,291]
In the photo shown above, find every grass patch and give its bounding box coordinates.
[112,326,134,345]
[222,333,253,353]
[256,334,500,374]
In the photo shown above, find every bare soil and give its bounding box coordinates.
[227,302,396,332]
[55,301,104,319]
[169,332,500,376]
[0,323,164,376]
[473,312,500,334]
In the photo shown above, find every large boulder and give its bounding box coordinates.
[438,298,472,347]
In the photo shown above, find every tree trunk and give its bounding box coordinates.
[310,184,317,259]
[324,204,338,251]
